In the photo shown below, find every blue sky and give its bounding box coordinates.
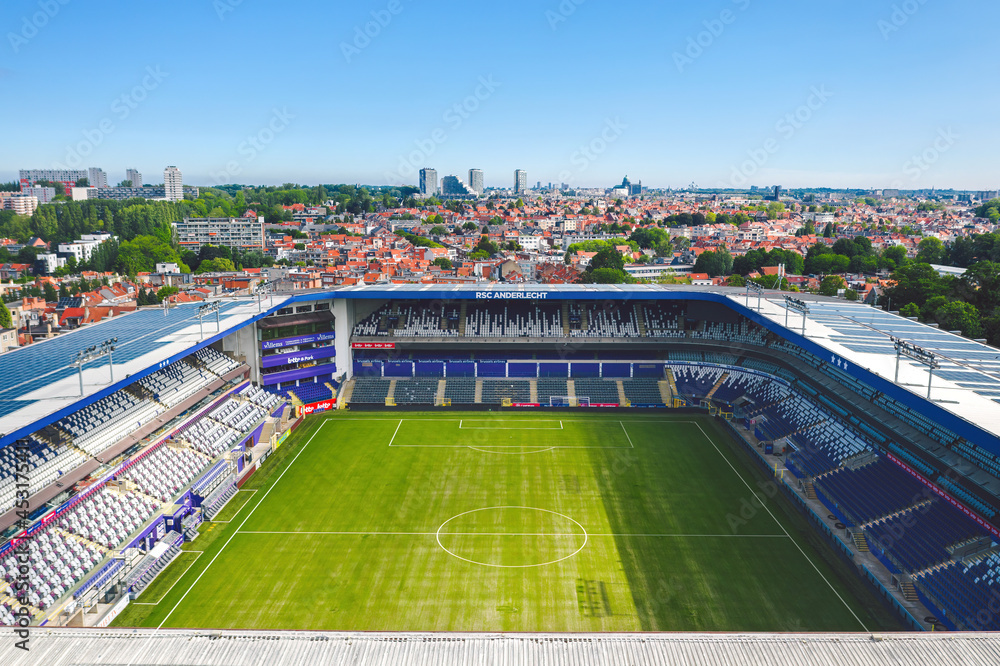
[2,0,997,190]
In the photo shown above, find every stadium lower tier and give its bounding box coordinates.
[345,360,1000,632]
[0,382,285,626]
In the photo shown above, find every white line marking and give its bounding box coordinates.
[131,552,203,605]
[154,420,327,631]
[467,446,556,455]
[387,418,403,446]
[236,530,788,538]
[692,422,870,632]
[394,444,632,449]
[619,421,635,448]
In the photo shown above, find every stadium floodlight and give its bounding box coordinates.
[783,295,809,335]
[254,280,278,312]
[70,337,118,396]
[745,280,764,311]
[197,301,222,339]
[891,336,939,399]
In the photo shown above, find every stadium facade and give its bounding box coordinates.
[2,284,1000,647]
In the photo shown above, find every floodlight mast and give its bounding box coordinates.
[783,295,809,335]
[71,337,118,396]
[891,336,939,399]
[197,301,222,339]
[745,280,763,311]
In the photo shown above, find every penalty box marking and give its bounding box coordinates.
[388,419,638,448]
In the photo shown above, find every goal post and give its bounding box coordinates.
[549,396,589,407]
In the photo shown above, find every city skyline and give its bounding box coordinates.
[2,1,998,189]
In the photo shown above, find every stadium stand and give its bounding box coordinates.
[481,380,531,404]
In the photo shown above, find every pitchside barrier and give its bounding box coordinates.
[296,399,336,417]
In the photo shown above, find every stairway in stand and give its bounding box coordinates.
[704,373,730,401]
[852,531,870,552]
[634,304,647,337]
[386,379,397,405]
[529,381,538,404]
[899,579,918,602]
[339,379,355,407]
[616,380,628,405]
[435,379,447,404]
[804,482,817,500]
[566,380,576,400]
[561,302,571,336]
[658,380,672,406]
[458,302,468,336]
[474,379,483,404]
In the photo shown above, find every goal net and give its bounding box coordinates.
[549,396,590,407]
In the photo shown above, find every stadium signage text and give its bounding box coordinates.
[261,346,337,369]
[352,342,396,349]
[298,400,335,416]
[475,292,549,300]
[262,332,335,350]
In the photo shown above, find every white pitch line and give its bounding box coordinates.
[236,530,789,538]
[692,422,870,633]
[387,418,403,446]
[152,420,327,633]
[619,421,635,448]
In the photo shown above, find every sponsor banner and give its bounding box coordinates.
[510,403,541,407]
[261,332,335,351]
[352,342,396,349]
[885,452,1000,539]
[96,594,131,627]
[274,429,290,450]
[262,362,336,386]
[262,345,337,369]
[586,403,620,408]
[297,399,336,417]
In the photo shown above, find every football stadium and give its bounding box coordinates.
[3,284,1000,663]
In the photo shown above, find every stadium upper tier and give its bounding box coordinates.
[0,296,290,450]
[741,295,1000,450]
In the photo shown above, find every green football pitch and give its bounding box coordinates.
[112,412,905,632]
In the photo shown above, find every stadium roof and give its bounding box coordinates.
[0,296,291,450]
[742,294,1000,445]
[5,630,998,665]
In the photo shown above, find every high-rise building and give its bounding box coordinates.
[126,168,143,188]
[441,176,476,197]
[468,169,484,195]
[514,169,527,194]
[173,215,265,251]
[419,168,438,196]
[773,185,782,201]
[19,169,87,191]
[164,166,183,202]
[88,167,108,189]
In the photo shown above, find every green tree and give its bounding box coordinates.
[934,301,983,338]
[588,246,626,272]
[196,257,236,273]
[155,286,179,302]
[899,302,920,318]
[845,288,859,301]
[579,267,634,284]
[819,275,846,296]
[432,257,453,270]
[916,237,945,264]
[0,301,11,329]
[886,262,949,309]
[430,225,447,236]
[43,282,58,303]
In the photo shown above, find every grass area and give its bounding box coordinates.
[113,412,906,632]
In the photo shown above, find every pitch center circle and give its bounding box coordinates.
[435,506,588,568]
